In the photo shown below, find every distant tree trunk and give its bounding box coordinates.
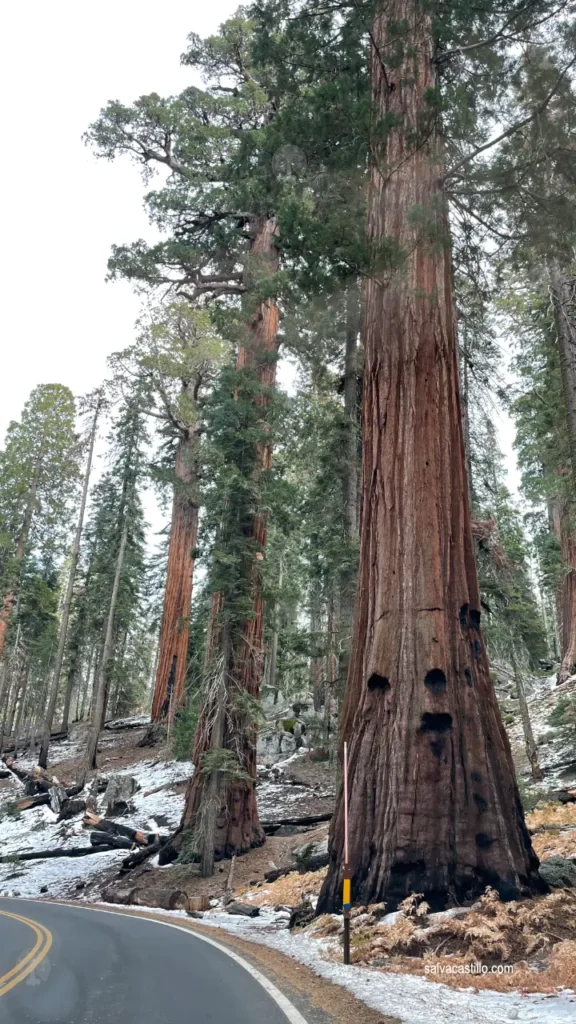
[549,263,576,476]
[309,576,324,711]
[39,401,99,767]
[151,433,199,722]
[318,1,541,913]
[171,216,278,866]
[510,643,542,781]
[0,461,41,663]
[550,498,576,684]
[83,521,128,775]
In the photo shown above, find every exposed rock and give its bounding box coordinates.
[289,899,315,930]
[539,856,576,887]
[226,902,260,918]
[103,774,139,816]
[293,837,329,872]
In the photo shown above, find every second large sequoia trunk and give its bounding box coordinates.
[318,1,542,913]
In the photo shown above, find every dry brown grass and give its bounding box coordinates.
[526,801,576,830]
[532,828,576,858]
[313,888,576,994]
[236,867,328,907]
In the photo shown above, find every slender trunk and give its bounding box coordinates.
[151,432,199,722]
[310,577,324,712]
[509,645,542,782]
[319,3,541,913]
[0,461,41,663]
[78,648,96,722]
[174,216,279,865]
[39,404,99,767]
[83,522,129,775]
[267,560,282,703]
[549,262,576,476]
[550,498,576,684]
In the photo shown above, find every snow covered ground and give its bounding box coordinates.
[0,753,193,899]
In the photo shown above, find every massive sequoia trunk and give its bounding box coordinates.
[550,497,576,684]
[171,216,279,867]
[318,2,542,913]
[151,434,199,722]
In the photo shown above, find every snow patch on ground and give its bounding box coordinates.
[0,755,193,899]
[200,910,576,1024]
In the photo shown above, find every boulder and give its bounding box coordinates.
[293,838,329,872]
[103,774,139,816]
[289,899,315,930]
[226,902,260,918]
[539,856,576,888]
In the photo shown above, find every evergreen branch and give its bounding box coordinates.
[444,55,576,181]
[435,0,567,64]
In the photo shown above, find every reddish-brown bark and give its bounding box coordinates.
[151,436,199,722]
[318,2,542,913]
[175,216,279,862]
[551,498,576,685]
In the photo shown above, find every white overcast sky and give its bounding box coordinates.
[0,1,240,442]
[0,0,521,503]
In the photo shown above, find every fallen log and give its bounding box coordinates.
[0,846,126,863]
[104,718,150,732]
[1,758,60,794]
[128,887,188,910]
[119,839,167,875]
[90,831,133,851]
[83,812,158,847]
[262,812,332,835]
[0,731,68,754]
[15,793,51,812]
[57,798,86,822]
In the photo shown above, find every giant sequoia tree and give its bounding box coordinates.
[316,0,557,912]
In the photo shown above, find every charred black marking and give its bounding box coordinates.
[475,832,495,849]
[368,673,390,693]
[470,608,481,630]
[430,738,446,759]
[424,668,447,694]
[473,639,482,662]
[473,793,488,812]
[464,667,472,686]
[390,859,426,875]
[459,603,469,626]
[471,770,482,783]
[419,712,452,733]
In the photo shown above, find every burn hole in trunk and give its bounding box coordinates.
[473,793,488,812]
[475,832,495,849]
[459,603,469,626]
[464,667,472,686]
[424,668,446,694]
[368,673,390,693]
[470,608,481,630]
[419,712,452,733]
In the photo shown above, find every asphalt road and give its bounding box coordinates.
[0,898,304,1024]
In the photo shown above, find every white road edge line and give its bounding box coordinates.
[23,899,309,1024]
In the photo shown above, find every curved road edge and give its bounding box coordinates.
[53,901,308,1024]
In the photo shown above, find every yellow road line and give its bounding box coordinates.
[0,909,53,996]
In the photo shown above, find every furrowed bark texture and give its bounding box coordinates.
[177,216,278,861]
[151,435,199,722]
[318,3,541,913]
[551,498,576,684]
[0,462,40,664]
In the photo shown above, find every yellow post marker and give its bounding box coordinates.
[343,740,351,965]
